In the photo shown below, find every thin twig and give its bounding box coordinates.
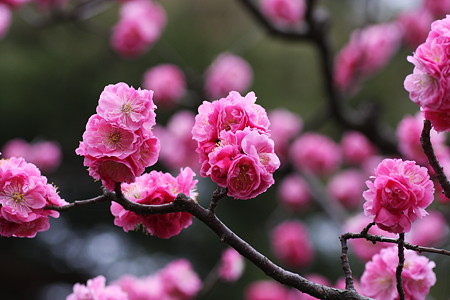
[396,233,405,300]
[208,187,228,214]
[45,195,109,211]
[339,235,355,291]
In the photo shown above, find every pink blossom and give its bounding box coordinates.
[340,131,377,166]
[335,22,401,93]
[260,0,305,27]
[363,158,434,233]
[67,275,128,300]
[245,280,291,300]
[159,259,202,300]
[407,210,448,247]
[277,173,311,211]
[423,0,450,17]
[218,247,245,282]
[111,0,166,58]
[327,169,365,209]
[361,246,436,300]
[142,64,186,107]
[2,139,29,159]
[397,10,434,49]
[204,53,253,99]
[155,111,199,171]
[271,220,314,269]
[343,213,396,261]
[113,274,164,300]
[397,112,447,165]
[0,4,10,39]
[0,157,66,238]
[290,133,341,176]
[110,168,197,238]
[0,0,28,9]
[268,109,303,162]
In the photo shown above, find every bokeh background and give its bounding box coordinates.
[1,0,449,299]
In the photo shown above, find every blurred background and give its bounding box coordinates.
[1,0,449,299]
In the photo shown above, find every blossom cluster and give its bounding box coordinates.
[192,91,280,200]
[110,167,197,239]
[67,259,202,300]
[363,158,434,233]
[75,82,160,191]
[0,157,66,238]
[404,15,450,132]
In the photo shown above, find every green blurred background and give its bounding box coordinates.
[2,0,448,299]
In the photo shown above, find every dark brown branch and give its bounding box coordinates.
[396,233,405,300]
[45,195,109,211]
[339,235,355,291]
[208,187,228,214]
[421,119,450,199]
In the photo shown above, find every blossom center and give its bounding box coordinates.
[121,103,133,114]
[11,192,25,204]
[108,132,122,145]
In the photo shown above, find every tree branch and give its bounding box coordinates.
[396,233,405,300]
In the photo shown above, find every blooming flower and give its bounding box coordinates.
[407,210,448,247]
[327,169,365,209]
[159,259,202,299]
[260,0,305,27]
[277,173,311,211]
[361,246,436,300]
[110,168,197,238]
[268,109,302,163]
[363,158,434,233]
[245,280,291,300]
[340,131,377,166]
[218,247,245,282]
[67,275,128,300]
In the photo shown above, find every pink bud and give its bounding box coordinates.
[218,247,245,282]
[277,174,311,211]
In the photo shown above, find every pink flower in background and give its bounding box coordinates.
[341,131,377,166]
[76,82,159,190]
[363,158,434,233]
[397,10,433,49]
[159,259,202,300]
[113,275,164,300]
[155,111,199,171]
[0,0,28,9]
[343,213,396,261]
[407,210,448,247]
[361,246,436,300]
[110,168,197,238]
[327,169,365,209]
[218,247,245,282]
[396,113,447,166]
[0,4,10,39]
[2,139,30,160]
[111,0,166,58]
[268,109,303,162]
[204,53,253,99]
[290,133,341,176]
[260,0,305,27]
[245,280,291,300]
[335,22,401,93]
[423,0,450,17]
[271,220,314,269]
[277,174,311,211]
[142,64,186,107]
[0,157,66,238]
[67,276,128,300]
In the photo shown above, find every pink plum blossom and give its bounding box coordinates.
[335,22,401,93]
[110,168,197,238]
[407,210,448,247]
[397,10,434,49]
[245,280,291,300]
[271,220,314,269]
[2,139,29,159]
[204,53,253,99]
[340,131,377,166]
[362,158,434,233]
[0,157,66,238]
[0,4,10,39]
[423,0,450,17]
[155,110,199,171]
[268,109,303,162]
[142,64,186,107]
[76,82,159,190]
[277,173,311,211]
[290,133,341,176]
[111,0,166,58]
[361,246,436,300]
[327,169,365,209]
[343,213,396,261]
[67,275,128,300]
[113,274,164,300]
[159,259,202,299]
[218,247,245,282]
[260,0,305,27]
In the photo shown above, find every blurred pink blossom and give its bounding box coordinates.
[67,275,128,300]
[340,131,377,166]
[290,133,341,176]
[271,220,314,269]
[363,158,434,233]
[327,169,365,209]
[113,274,164,300]
[277,173,311,211]
[361,246,436,300]
[0,4,10,39]
[159,259,202,300]
[218,247,245,282]
[397,10,433,49]
[204,53,253,99]
[245,280,291,300]
[111,0,166,58]
[260,0,305,27]
[0,0,28,9]
[142,64,186,107]
[268,109,303,162]
[423,0,450,17]
[407,210,448,247]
